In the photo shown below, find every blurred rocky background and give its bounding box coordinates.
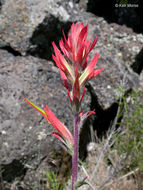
[0,0,143,189]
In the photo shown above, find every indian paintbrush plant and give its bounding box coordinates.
[25,22,103,190]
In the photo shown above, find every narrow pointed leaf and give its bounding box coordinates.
[25,99,49,121]
[44,105,73,145]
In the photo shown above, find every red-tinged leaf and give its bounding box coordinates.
[87,53,99,72]
[71,22,75,35]
[85,40,91,51]
[71,22,78,42]
[77,40,90,68]
[52,54,60,68]
[79,110,96,123]
[67,90,72,102]
[44,105,73,145]
[59,68,69,89]
[76,43,85,64]
[84,110,95,118]
[77,25,88,47]
[93,67,104,77]
[51,132,65,145]
[70,23,78,62]
[82,57,88,70]
[25,99,50,123]
[88,67,104,80]
[62,30,70,50]
[67,33,72,48]
[59,68,67,80]
[73,74,80,102]
[79,53,99,86]
[52,42,74,81]
[52,54,70,88]
[52,42,60,57]
[76,23,84,40]
[80,87,85,103]
[88,36,97,53]
[52,42,68,69]
[59,38,69,58]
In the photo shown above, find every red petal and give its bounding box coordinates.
[77,25,88,48]
[87,53,99,72]
[75,23,84,41]
[44,105,73,145]
[79,54,99,86]
[80,87,85,103]
[93,67,104,77]
[67,90,72,102]
[81,110,96,121]
[73,74,80,102]
[88,36,97,53]
[76,42,85,64]
[51,132,65,144]
[59,38,69,58]
[84,110,95,118]
[59,68,67,80]
[88,67,104,80]
[52,42,74,80]
[52,42,66,68]
[62,30,70,50]
[52,54,60,68]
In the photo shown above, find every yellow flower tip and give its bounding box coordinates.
[25,99,51,124]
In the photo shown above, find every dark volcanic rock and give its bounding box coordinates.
[0,0,143,188]
[86,0,143,33]
[71,15,142,109]
[0,49,75,188]
[0,0,79,57]
[89,46,140,110]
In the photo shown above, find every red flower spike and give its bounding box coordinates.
[52,22,104,112]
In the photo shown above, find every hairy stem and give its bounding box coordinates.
[72,113,79,190]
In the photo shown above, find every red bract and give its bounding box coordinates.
[52,22,104,113]
[79,110,96,124]
[25,99,73,151]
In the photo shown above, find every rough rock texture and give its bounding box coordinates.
[0,0,79,57]
[0,49,73,157]
[70,14,142,109]
[0,0,143,189]
[0,49,75,188]
[140,70,143,90]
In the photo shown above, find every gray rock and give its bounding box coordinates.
[0,0,79,56]
[0,0,143,188]
[70,15,142,109]
[0,49,75,187]
[139,70,143,91]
